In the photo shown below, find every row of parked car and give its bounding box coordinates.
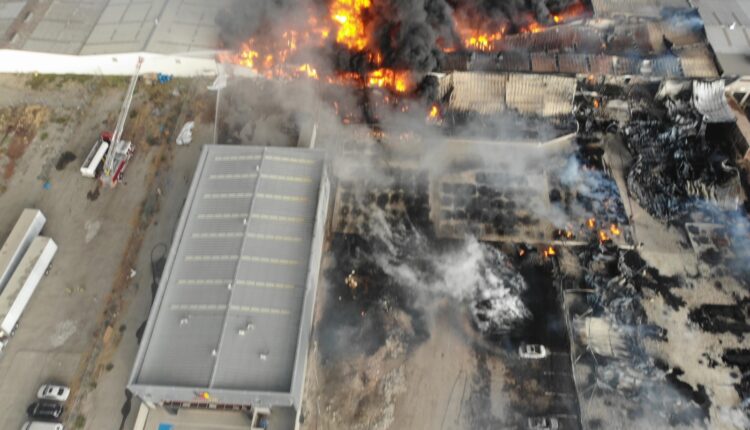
[21,384,70,430]
[518,345,560,429]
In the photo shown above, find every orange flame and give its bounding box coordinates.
[543,246,556,258]
[586,218,596,229]
[465,32,505,51]
[332,0,371,51]
[552,2,587,24]
[297,64,319,79]
[610,224,622,236]
[428,104,440,119]
[367,68,410,93]
[228,0,412,94]
[599,230,609,243]
[523,21,543,34]
[233,25,331,79]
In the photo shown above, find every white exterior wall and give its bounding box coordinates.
[0,50,257,78]
[0,236,57,335]
[0,209,46,293]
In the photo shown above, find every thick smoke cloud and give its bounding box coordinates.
[216,0,315,49]
[216,0,584,73]
[362,195,531,333]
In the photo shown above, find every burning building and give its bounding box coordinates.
[189,0,750,429]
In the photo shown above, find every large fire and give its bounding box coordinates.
[445,1,587,52]
[223,0,588,92]
[332,0,371,51]
[227,0,413,93]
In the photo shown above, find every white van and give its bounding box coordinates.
[21,422,63,430]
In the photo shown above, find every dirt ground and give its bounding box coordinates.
[299,272,577,430]
[0,73,215,430]
[299,293,501,430]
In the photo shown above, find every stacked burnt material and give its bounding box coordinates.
[333,167,430,236]
[622,80,743,220]
[328,167,533,340]
[574,76,629,140]
[436,169,550,243]
[550,156,630,225]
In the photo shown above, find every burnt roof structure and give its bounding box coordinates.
[128,145,329,412]
[440,4,720,78]
[435,72,577,118]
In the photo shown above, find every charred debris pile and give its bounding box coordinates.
[577,77,745,222]
[565,243,712,426]
[570,75,750,425]
[329,164,535,338]
[575,75,750,279]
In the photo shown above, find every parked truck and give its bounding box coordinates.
[0,209,46,293]
[0,236,57,353]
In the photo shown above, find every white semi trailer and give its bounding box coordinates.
[0,236,57,353]
[0,209,46,293]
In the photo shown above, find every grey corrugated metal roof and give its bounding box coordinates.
[133,145,325,395]
[4,0,231,55]
[694,0,750,75]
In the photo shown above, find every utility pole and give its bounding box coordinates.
[208,66,227,145]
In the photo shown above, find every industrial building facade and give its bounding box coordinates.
[128,145,329,426]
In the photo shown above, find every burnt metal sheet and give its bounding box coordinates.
[692,80,735,123]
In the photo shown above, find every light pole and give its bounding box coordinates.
[208,68,227,145]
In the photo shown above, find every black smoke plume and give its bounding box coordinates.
[216,0,587,73]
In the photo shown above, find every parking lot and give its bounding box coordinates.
[0,74,214,429]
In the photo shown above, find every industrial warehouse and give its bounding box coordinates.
[128,145,328,428]
[0,0,748,430]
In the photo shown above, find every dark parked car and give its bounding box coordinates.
[27,400,63,420]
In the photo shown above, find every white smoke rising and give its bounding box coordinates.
[367,205,529,333]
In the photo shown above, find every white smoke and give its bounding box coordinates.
[367,205,529,333]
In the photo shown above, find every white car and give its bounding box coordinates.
[518,344,548,359]
[528,417,559,429]
[36,384,70,402]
